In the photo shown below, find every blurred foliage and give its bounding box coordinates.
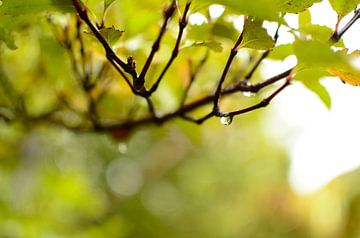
[1,0,360,237]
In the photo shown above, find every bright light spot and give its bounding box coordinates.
[351,57,360,69]
[106,158,143,197]
[118,142,128,154]
[141,180,183,217]
[309,1,337,28]
[209,4,225,19]
[264,0,360,195]
[284,13,298,29]
[189,13,207,25]
[232,16,244,31]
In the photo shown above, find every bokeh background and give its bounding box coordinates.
[1,0,360,237]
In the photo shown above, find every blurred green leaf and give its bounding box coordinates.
[0,27,16,49]
[268,43,293,60]
[298,9,312,29]
[195,0,282,20]
[187,24,212,41]
[294,68,332,109]
[211,21,238,41]
[0,0,73,49]
[185,41,223,52]
[293,39,347,68]
[0,0,73,15]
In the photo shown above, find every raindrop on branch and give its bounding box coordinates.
[243,91,256,97]
[220,116,233,126]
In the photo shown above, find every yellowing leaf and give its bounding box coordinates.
[328,68,360,86]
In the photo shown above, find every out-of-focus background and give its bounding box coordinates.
[1,0,360,237]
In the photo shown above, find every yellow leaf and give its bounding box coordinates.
[328,68,360,86]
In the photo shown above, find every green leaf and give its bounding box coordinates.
[268,44,293,60]
[0,26,16,49]
[99,26,124,46]
[293,40,347,68]
[239,20,274,50]
[298,9,312,29]
[0,0,73,49]
[104,0,116,10]
[280,0,322,13]
[329,0,360,19]
[211,21,238,41]
[187,24,212,42]
[189,41,223,52]
[294,68,332,109]
[301,25,334,43]
[197,0,282,21]
[0,0,73,15]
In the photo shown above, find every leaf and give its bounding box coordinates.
[329,0,360,19]
[0,26,16,49]
[187,41,223,52]
[294,68,332,109]
[99,26,124,46]
[328,68,360,86]
[0,0,73,49]
[0,0,73,15]
[211,21,238,41]
[293,40,347,68]
[196,0,282,21]
[239,20,274,50]
[300,25,334,43]
[104,0,116,10]
[298,9,312,29]
[280,0,322,13]
[187,24,212,42]
[268,44,293,60]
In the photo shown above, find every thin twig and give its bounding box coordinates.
[331,8,360,42]
[224,75,292,117]
[72,0,137,80]
[180,51,209,107]
[103,68,293,130]
[148,1,191,94]
[213,19,246,114]
[138,1,177,90]
[241,24,280,84]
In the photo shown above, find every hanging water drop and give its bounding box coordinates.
[242,91,255,97]
[220,116,233,126]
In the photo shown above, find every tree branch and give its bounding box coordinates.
[213,19,246,114]
[148,2,191,94]
[138,1,177,90]
[72,0,138,81]
[331,8,360,42]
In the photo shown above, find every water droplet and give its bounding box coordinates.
[243,91,256,97]
[220,116,233,126]
[118,142,128,154]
